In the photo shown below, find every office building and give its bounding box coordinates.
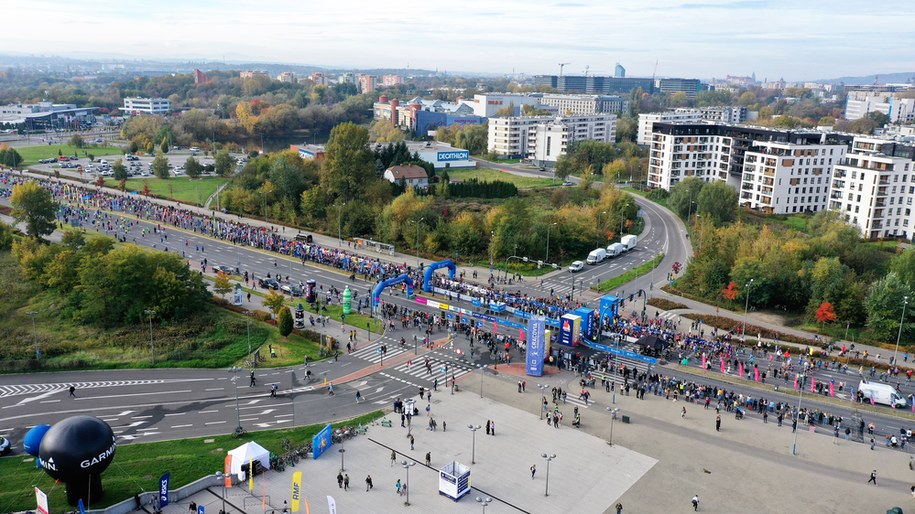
[739,140,847,214]
[844,87,915,124]
[538,94,628,116]
[527,114,617,166]
[123,97,170,115]
[614,63,626,78]
[656,78,702,98]
[533,74,700,95]
[828,137,915,240]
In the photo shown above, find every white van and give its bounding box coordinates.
[858,380,907,408]
[606,243,625,257]
[586,248,607,265]
[621,234,637,252]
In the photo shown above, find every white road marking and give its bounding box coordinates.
[171,424,193,429]
[205,421,227,425]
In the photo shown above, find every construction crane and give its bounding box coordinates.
[584,65,590,77]
[558,62,570,78]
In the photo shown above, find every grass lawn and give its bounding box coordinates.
[472,155,524,164]
[447,168,557,189]
[0,251,322,372]
[18,143,123,165]
[104,176,227,206]
[0,411,384,513]
[593,253,664,293]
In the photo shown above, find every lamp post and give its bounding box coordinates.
[401,460,416,506]
[894,296,909,366]
[230,366,242,435]
[541,453,556,496]
[144,309,156,365]
[476,496,492,513]
[338,201,346,245]
[338,447,346,472]
[214,472,227,514]
[606,407,620,445]
[245,310,252,358]
[741,279,754,341]
[597,210,607,247]
[792,374,806,456]
[545,222,557,263]
[26,311,39,360]
[412,217,424,266]
[468,424,481,464]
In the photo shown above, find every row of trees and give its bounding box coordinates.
[0,145,23,169]
[555,140,647,181]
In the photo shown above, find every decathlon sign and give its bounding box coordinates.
[437,151,469,162]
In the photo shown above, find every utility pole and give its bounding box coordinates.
[26,311,39,360]
[144,309,156,365]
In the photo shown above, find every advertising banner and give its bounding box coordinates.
[35,487,49,514]
[525,317,546,377]
[312,424,333,460]
[558,314,581,346]
[291,471,302,512]
[224,454,233,488]
[327,496,337,514]
[159,472,171,508]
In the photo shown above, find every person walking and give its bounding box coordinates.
[681,406,686,418]
[691,494,700,511]
[337,472,343,488]
[530,464,536,479]
[867,470,877,485]
[396,479,402,495]
[490,420,495,435]
[69,385,76,398]
[391,450,397,467]
[425,452,431,466]
[365,474,373,491]
[409,434,415,450]
[715,415,721,432]
[250,371,256,387]
[485,420,491,435]
[343,474,350,490]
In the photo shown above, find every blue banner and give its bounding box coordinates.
[311,424,333,460]
[580,338,658,364]
[526,317,546,377]
[159,472,171,508]
[78,499,86,514]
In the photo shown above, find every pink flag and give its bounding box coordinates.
[810,378,816,393]
[754,368,760,382]
[701,353,707,369]
[794,376,798,389]
[738,362,744,377]
[870,394,875,405]
[768,353,773,362]
[828,382,834,396]
[720,358,726,373]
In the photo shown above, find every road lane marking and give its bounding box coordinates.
[205,421,227,425]
[171,424,193,429]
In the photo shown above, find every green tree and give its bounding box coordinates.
[602,160,627,182]
[0,147,23,168]
[0,222,12,250]
[890,250,915,290]
[213,271,233,298]
[263,290,287,319]
[278,306,293,338]
[159,136,169,154]
[152,153,170,179]
[10,181,57,240]
[696,181,738,226]
[215,149,235,177]
[112,159,128,181]
[369,119,406,143]
[864,272,913,341]
[668,177,706,219]
[69,134,85,148]
[185,156,203,178]
[320,122,375,201]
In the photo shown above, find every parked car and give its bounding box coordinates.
[258,278,280,290]
[0,435,10,455]
[568,261,584,273]
[212,265,234,275]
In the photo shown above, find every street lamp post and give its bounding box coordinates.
[894,296,909,366]
[476,496,492,513]
[26,311,39,360]
[245,310,252,358]
[230,366,242,435]
[741,279,754,341]
[597,211,607,247]
[468,425,481,464]
[545,222,557,263]
[338,447,346,472]
[214,472,227,514]
[144,309,156,365]
[401,460,416,506]
[338,202,346,245]
[792,374,806,456]
[606,407,620,445]
[413,218,424,266]
[541,453,556,496]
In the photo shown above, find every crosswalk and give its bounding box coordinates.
[0,379,169,398]
[391,356,476,383]
[349,338,409,364]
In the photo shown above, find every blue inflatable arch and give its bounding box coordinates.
[422,259,457,292]
[372,274,415,308]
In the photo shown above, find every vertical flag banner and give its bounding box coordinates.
[701,353,706,369]
[829,382,834,397]
[810,378,816,393]
[738,362,744,377]
[78,499,87,514]
[35,487,49,514]
[327,496,337,514]
[720,358,725,373]
[159,472,171,508]
[224,454,233,488]
[291,472,302,512]
[525,317,546,377]
[754,368,760,382]
[248,457,254,491]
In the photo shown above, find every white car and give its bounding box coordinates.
[568,261,584,273]
[0,435,10,455]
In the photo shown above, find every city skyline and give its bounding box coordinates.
[3,0,915,81]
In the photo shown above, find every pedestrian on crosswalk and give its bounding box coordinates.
[69,385,76,398]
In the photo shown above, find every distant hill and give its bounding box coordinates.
[817,72,915,85]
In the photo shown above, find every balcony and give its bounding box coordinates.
[875,199,886,208]
[833,169,846,178]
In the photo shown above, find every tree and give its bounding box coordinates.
[213,271,233,298]
[263,289,287,319]
[69,134,85,148]
[0,147,23,168]
[159,136,169,154]
[864,272,913,342]
[369,119,406,143]
[185,156,203,179]
[215,149,235,177]
[668,177,706,219]
[152,153,170,179]
[112,159,128,181]
[696,181,738,226]
[815,301,837,325]
[278,306,293,338]
[722,281,738,301]
[602,160,627,182]
[10,181,57,240]
[320,122,376,201]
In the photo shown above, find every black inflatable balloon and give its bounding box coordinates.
[38,416,117,505]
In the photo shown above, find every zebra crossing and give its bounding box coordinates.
[0,379,168,398]
[390,356,477,385]
[349,338,408,364]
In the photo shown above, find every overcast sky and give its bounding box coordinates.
[5,0,914,80]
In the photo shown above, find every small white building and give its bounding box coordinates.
[383,164,429,188]
[123,97,170,115]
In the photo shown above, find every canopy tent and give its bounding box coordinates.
[633,335,668,357]
[227,441,271,479]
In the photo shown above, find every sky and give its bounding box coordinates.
[4,0,915,81]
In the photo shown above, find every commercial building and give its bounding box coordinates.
[289,143,326,161]
[123,97,170,115]
[488,116,552,158]
[464,93,543,118]
[739,140,847,214]
[538,94,628,116]
[637,107,751,144]
[372,95,483,135]
[527,114,617,166]
[656,78,702,98]
[0,102,97,129]
[844,86,915,124]
[827,137,915,239]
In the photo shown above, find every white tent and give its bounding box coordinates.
[227,441,271,479]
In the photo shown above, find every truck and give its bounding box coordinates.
[606,243,625,258]
[586,248,607,265]
[858,380,907,408]
[620,234,637,252]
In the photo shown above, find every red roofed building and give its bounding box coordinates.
[383,164,429,188]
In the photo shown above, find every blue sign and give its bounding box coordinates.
[159,472,171,507]
[437,150,469,162]
[311,424,333,460]
[526,317,546,377]
[580,338,658,365]
[78,499,86,514]
[198,506,205,514]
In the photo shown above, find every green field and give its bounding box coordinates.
[447,168,557,189]
[18,144,123,165]
[0,411,383,513]
[105,176,227,206]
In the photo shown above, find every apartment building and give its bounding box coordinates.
[845,87,915,124]
[739,140,847,214]
[537,94,628,116]
[488,116,552,158]
[527,114,617,165]
[828,137,915,240]
[276,71,296,83]
[637,107,750,145]
[358,74,377,94]
[123,97,169,115]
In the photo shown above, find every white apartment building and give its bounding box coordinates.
[637,111,703,145]
[537,94,628,116]
[487,116,552,158]
[466,93,543,118]
[276,72,296,83]
[845,88,915,124]
[527,114,617,165]
[123,97,170,115]
[739,141,846,214]
[827,137,915,240]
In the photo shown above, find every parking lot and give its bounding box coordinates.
[30,148,245,181]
